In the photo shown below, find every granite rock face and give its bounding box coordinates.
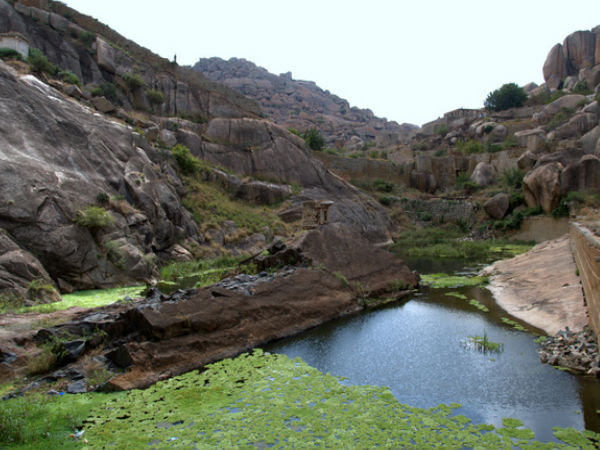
[194,57,418,148]
[0,61,198,291]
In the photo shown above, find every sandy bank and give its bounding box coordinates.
[481,235,588,335]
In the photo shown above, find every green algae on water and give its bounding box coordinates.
[421,273,488,288]
[2,350,599,449]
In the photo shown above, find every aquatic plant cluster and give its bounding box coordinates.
[2,350,598,449]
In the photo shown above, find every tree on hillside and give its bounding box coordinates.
[484,82,527,111]
[302,128,325,150]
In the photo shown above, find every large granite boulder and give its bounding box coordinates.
[0,61,197,290]
[0,230,61,304]
[543,44,569,89]
[470,162,496,187]
[523,162,563,213]
[484,193,510,220]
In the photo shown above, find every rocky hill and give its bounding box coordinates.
[0,0,394,302]
[193,57,418,150]
[304,25,600,233]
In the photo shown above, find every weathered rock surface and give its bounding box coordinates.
[2,226,419,391]
[523,162,563,213]
[0,0,261,120]
[193,57,418,148]
[470,162,496,187]
[560,154,600,194]
[484,193,510,220]
[0,61,198,291]
[542,27,600,90]
[481,236,587,335]
[192,118,395,242]
[537,327,599,376]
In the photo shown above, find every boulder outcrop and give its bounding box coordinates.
[542,26,600,91]
[193,57,418,148]
[1,225,419,391]
[0,61,197,291]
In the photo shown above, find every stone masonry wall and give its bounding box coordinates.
[570,222,600,342]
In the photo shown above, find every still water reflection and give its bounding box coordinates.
[266,275,600,443]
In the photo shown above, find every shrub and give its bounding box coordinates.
[484,82,527,111]
[493,211,523,231]
[58,70,81,86]
[434,124,448,136]
[91,82,118,102]
[27,47,57,75]
[0,47,24,61]
[486,142,502,153]
[572,79,592,95]
[379,196,392,206]
[27,279,57,303]
[551,200,569,218]
[509,192,525,209]
[502,168,525,189]
[171,144,199,175]
[122,72,144,90]
[95,192,110,205]
[74,206,114,228]
[547,107,574,129]
[455,172,480,193]
[302,128,325,151]
[373,178,394,192]
[456,139,484,155]
[502,134,519,149]
[79,31,97,47]
[146,89,165,107]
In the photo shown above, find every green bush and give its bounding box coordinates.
[501,134,519,149]
[27,47,57,75]
[455,172,480,193]
[493,210,523,231]
[74,206,114,228]
[547,107,574,129]
[171,144,199,175]
[551,200,569,218]
[502,168,525,189]
[484,82,527,111]
[302,128,325,151]
[79,31,97,47]
[146,89,165,107]
[509,192,525,209]
[58,70,81,86]
[373,178,394,192]
[95,192,110,205]
[456,139,484,155]
[122,72,145,90]
[434,124,448,136]
[0,47,24,61]
[91,82,118,102]
[572,79,593,95]
[379,196,392,206]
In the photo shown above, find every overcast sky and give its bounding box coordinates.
[63,0,600,126]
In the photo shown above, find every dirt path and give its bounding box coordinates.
[481,235,588,335]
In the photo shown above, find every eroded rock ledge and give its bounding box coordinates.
[1,225,419,392]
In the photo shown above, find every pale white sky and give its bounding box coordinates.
[63,0,600,126]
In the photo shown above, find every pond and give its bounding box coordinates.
[266,258,600,443]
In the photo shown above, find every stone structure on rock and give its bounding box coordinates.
[570,222,600,344]
[302,200,333,229]
[0,31,29,57]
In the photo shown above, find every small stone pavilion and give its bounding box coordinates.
[302,200,333,229]
[0,32,30,58]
